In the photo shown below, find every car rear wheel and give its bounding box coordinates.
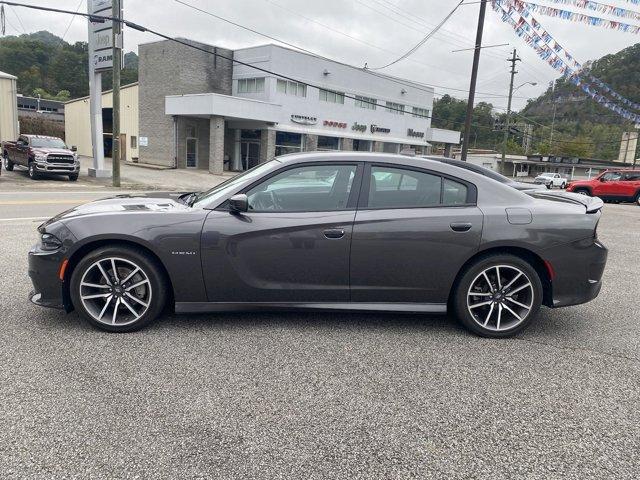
[453,254,543,338]
[70,246,167,332]
[3,154,14,171]
[573,188,590,196]
[28,163,39,180]
[635,192,640,206]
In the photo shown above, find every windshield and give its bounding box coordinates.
[191,160,279,207]
[30,137,67,149]
[539,173,554,178]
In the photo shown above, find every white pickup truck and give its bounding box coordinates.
[533,172,567,189]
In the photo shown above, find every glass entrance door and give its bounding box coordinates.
[240,141,260,170]
[186,138,198,168]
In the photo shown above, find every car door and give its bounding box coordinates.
[593,171,622,198]
[16,136,29,165]
[350,163,483,304]
[619,171,640,200]
[200,162,362,303]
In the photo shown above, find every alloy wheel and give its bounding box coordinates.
[79,257,152,326]
[466,265,534,332]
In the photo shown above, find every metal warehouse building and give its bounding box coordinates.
[0,71,19,143]
[65,39,460,172]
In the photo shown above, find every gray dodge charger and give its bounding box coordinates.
[29,153,608,337]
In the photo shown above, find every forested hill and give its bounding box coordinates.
[0,31,138,101]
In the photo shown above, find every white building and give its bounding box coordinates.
[0,71,19,143]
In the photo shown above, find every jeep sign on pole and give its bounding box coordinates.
[89,0,114,72]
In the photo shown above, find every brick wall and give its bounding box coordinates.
[138,39,233,167]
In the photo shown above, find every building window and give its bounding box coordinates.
[238,77,265,94]
[383,143,399,154]
[353,139,372,152]
[412,106,430,118]
[319,89,345,104]
[355,95,376,110]
[386,101,405,115]
[317,136,341,151]
[276,79,307,97]
[275,131,304,156]
[131,136,137,149]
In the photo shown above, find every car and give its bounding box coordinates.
[566,169,640,205]
[425,156,545,191]
[534,172,567,189]
[28,152,607,338]
[2,134,80,181]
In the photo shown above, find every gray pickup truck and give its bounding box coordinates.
[2,134,80,181]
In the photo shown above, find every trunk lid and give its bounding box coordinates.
[526,190,604,213]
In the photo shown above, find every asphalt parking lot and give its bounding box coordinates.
[1,191,639,478]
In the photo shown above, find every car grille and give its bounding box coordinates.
[47,155,75,164]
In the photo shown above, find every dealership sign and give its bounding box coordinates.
[370,124,391,134]
[407,128,425,138]
[88,0,120,72]
[351,122,367,132]
[324,120,347,128]
[291,114,317,125]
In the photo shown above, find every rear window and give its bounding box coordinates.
[622,171,640,181]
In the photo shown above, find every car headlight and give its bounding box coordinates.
[40,233,63,251]
[34,154,47,162]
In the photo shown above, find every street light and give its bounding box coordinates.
[514,81,537,91]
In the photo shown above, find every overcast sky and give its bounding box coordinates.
[3,0,638,110]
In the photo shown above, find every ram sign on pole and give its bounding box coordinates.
[89,0,114,72]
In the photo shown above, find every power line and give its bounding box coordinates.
[57,0,84,48]
[9,4,25,33]
[369,0,465,70]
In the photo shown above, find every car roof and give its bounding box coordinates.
[21,134,62,139]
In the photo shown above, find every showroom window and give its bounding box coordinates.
[276,79,307,97]
[238,77,265,94]
[275,131,304,156]
[319,89,345,104]
[412,106,430,118]
[385,101,405,115]
[245,164,357,212]
[355,95,377,110]
[353,139,372,152]
[367,166,469,209]
[383,143,399,154]
[317,136,341,151]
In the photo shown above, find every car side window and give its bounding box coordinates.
[245,164,357,212]
[622,171,640,181]
[367,166,470,209]
[602,172,622,181]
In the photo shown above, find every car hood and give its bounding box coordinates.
[40,192,192,229]
[526,190,604,213]
[32,147,75,155]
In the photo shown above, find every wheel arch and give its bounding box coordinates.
[447,245,553,309]
[62,238,175,312]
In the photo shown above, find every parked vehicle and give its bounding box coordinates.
[29,152,607,338]
[427,157,545,191]
[534,172,567,189]
[2,134,80,181]
[566,169,640,205]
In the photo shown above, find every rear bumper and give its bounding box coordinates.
[543,238,608,308]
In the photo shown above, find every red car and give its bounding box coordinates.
[566,169,640,206]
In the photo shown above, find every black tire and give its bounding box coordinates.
[561,182,566,189]
[70,245,168,332]
[635,192,640,207]
[545,183,551,189]
[69,173,79,181]
[3,153,14,171]
[573,188,590,196]
[28,162,39,180]
[452,254,543,338]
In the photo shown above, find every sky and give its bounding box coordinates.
[2,0,639,111]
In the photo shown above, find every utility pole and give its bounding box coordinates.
[500,48,520,175]
[112,0,121,187]
[461,0,487,161]
[549,82,557,151]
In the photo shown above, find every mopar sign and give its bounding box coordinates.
[407,128,425,138]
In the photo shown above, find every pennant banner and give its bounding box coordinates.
[493,0,640,123]
[540,0,640,22]
[514,0,640,34]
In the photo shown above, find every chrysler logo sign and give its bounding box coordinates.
[291,114,317,125]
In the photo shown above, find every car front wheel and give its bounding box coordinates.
[28,163,39,180]
[453,254,543,338]
[3,154,14,171]
[69,173,79,181]
[70,246,168,332]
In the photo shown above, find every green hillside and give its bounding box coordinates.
[0,31,138,101]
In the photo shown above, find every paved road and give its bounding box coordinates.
[1,191,639,479]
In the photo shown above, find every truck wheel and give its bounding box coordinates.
[3,154,13,171]
[561,182,566,189]
[28,163,39,180]
[69,173,79,181]
[545,183,551,189]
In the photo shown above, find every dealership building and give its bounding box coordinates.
[66,39,460,172]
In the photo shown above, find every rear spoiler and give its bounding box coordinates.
[526,191,604,213]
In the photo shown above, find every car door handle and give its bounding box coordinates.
[323,228,345,239]
[450,222,472,232]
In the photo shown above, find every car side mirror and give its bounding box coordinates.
[599,177,606,182]
[71,145,77,152]
[229,194,248,213]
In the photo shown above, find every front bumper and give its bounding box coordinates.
[34,162,80,174]
[28,244,67,310]
[543,238,608,308]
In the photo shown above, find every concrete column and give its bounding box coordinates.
[232,128,242,171]
[260,129,276,163]
[443,143,452,158]
[209,116,225,174]
[342,138,353,151]
[305,134,318,152]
